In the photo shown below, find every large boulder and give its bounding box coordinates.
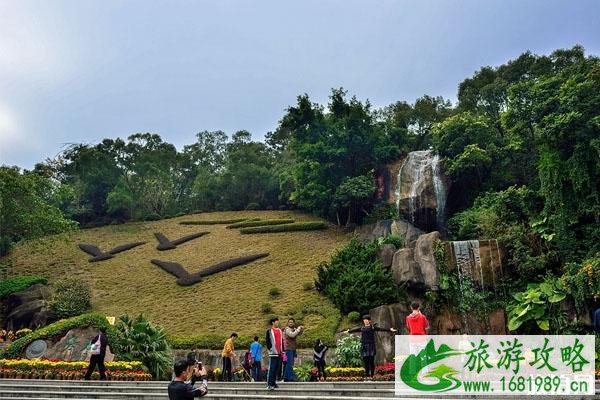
[355,219,423,243]
[391,231,441,290]
[369,303,411,364]
[4,284,52,331]
[377,244,397,268]
[24,327,115,362]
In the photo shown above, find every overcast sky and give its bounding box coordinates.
[1,0,599,169]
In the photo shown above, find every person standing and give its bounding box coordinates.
[168,359,208,399]
[265,316,285,391]
[84,328,109,380]
[221,332,238,382]
[249,336,263,382]
[406,302,429,375]
[345,315,396,380]
[283,318,304,382]
[313,339,328,381]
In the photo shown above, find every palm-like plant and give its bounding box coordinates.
[115,314,172,379]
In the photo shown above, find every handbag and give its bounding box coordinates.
[90,336,102,355]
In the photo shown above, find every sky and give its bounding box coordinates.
[1,0,599,169]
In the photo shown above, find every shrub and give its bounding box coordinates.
[115,314,172,380]
[278,205,287,210]
[240,221,327,234]
[316,237,399,314]
[179,218,260,225]
[302,282,314,291]
[144,213,162,221]
[0,313,118,359]
[347,311,361,323]
[0,276,47,299]
[260,303,273,314]
[562,254,600,312]
[226,219,295,229]
[376,234,403,248]
[0,236,12,257]
[507,276,567,333]
[269,287,281,297]
[50,279,92,319]
[334,335,362,367]
[15,328,32,339]
[245,202,261,210]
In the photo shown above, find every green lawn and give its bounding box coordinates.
[2,211,350,348]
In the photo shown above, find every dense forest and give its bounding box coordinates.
[2,45,599,299]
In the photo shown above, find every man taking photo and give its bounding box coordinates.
[168,359,208,399]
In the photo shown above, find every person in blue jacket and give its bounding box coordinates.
[249,336,263,381]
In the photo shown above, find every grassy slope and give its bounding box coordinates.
[3,211,351,347]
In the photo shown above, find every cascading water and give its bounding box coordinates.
[452,240,482,287]
[396,150,446,233]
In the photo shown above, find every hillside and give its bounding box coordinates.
[2,211,351,347]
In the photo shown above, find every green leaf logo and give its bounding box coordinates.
[400,339,462,392]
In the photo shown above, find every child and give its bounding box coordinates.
[249,336,263,382]
[345,315,396,380]
[313,339,328,381]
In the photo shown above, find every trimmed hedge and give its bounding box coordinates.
[240,222,327,234]
[0,313,118,359]
[179,218,260,225]
[226,219,295,229]
[167,334,245,350]
[0,276,47,299]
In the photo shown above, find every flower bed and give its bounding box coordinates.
[0,359,152,381]
[310,362,395,381]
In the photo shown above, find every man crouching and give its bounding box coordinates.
[168,359,208,399]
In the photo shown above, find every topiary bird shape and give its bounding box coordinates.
[78,241,146,262]
[151,253,269,286]
[153,231,209,251]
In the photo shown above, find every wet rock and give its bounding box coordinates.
[377,244,397,268]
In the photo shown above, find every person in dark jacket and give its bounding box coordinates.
[84,328,109,380]
[313,339,328,381]
[168,359,208,399]
[345,315,396,380]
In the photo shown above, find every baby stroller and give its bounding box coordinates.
[239,351,253,382]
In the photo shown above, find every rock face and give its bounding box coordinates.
[446,239,503,288]
[355,219,423,244]
[4,284,52,331]
[393,150,448,233]
[377,244,397,268]
[391,231,441,290]
[369,303,411,364]
[25,327,115,362]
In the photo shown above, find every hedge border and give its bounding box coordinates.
[0,276,48,299]
[240,222,327,234]
[179,218,260,225]
[226,219,295,229]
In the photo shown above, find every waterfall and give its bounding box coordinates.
[431,154,446,232]
[452,240,482,285]
[396,150,446,232]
